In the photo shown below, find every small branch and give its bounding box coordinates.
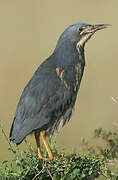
[0,124,16,154]
[99,170,111,180]
[32,168,44,180]
[101,173,111,180]
[47,168,54,180]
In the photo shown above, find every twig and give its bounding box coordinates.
[99,171,111,180]
[32,169,43,180]
[47,168,54,180]
[0,124,16,154]
[101,173,111,180]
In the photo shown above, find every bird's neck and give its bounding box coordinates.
[54,42,85,69]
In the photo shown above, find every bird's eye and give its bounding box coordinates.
[79,27,84,32]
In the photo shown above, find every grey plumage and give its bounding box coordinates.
[10,22,109,145]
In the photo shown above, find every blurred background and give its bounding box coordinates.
[0,0,118,161]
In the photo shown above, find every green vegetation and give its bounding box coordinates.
[0,127,118,179]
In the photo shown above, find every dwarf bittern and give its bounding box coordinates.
[10,22,109,160]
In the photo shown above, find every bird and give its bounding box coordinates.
[10,22,109,160]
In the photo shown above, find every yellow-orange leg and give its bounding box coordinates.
[40,131,53,160]
[35,132,43,159]
[35,131,53,160]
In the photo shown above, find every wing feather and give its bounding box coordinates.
[10,63,72,144]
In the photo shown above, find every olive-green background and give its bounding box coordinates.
[0,0,117,161]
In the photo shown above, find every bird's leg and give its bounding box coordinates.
[34,132,43,159]
[40,130,53,160]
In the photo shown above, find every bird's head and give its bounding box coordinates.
[56,22,110,52]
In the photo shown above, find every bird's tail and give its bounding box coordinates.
[9,117,24,145]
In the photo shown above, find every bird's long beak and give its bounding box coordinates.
[91,24,111,33]
[80,24,111,35]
